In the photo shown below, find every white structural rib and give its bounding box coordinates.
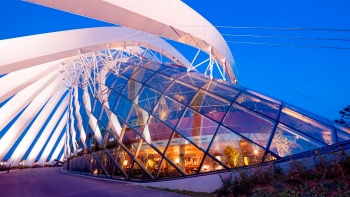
[24,96,69,166]
[0,71,61,132]
[49,133,66,162]
[73,87,87,149]
[7,85,67,165]
[37,111,68,165]
[26,0,236,82]
[0,60,62,103]
[68,91,77,154]
[0,76,63,163]
[0,27,190,74]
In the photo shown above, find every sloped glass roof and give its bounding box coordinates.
[66,61,350,181]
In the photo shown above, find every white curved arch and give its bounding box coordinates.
[0,27,190,74]
[26,0,236,82]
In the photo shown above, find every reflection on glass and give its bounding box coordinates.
[337,129,350,142]
[223,104,275,147]
[269,124,324,157]
[203,80,240,100]
[110,75,127,93]
[208,126,264,168]
[112,96,132,121]
[135,87,161,113]
[146,73,173,93]
[178,73,208,88]
[165,81,198,105]
[130,162,151,181]
[165,133,205,175]
[236,92,280,120]
[153,96,185,128]
[107,90,119,111]
[121,79,142,101]
[120,65,139,78]
[131,67,155,84]
[121,128,140,156]
[176,108,218,151]
[115,147,132,176]
[190,90,230,122]
[143,115,173,153]
[280,107,334,145]
[126,104,149,134]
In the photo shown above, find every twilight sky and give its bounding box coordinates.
[1,0,349,121]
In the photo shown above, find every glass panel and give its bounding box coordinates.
[165,81,198,105]
[143,115,173,153]
[157,158,183,179]
[165,133,205,175]
[104,133,118,150]
[120,65,140,78]
[190,90,231,122]
[199,155,225,173]
[236,92,280,120]
[146,73,173,93]
[153,96,185,128]
[121,79,143,101]
[101,152,115,176]
[135,87,161,113]
[121,128,140,156]
[81,154,91,174]
[104,72,118,87]
[223,104,275,147]
[158,65,185,78]
[176,108,218,151]
[99,106,109,128]
[107,90,119,110]
[144,62,161,71]
[280,107,335,145]
[208,126,265,168]
[203,81,240,101]
[90,152,105,177]
[112,96,132,121]
[269,124,325,157]
[116,147,132,176]
[110,75,127,93]
[126,104,149,135]
[179,73,208,88]
[337,129,350,142]
[135,142,162,177]
[131,67,155,83]
[130,162,151,181]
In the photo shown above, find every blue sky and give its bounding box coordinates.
[1,0,349,121]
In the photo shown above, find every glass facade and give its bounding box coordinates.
[67,61,348,181]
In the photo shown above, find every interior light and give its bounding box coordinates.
[175,158,180,164]
[123,160,128,166]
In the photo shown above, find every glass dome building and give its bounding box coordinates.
[0,0,349,185]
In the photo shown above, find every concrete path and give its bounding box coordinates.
[0,168,185,197]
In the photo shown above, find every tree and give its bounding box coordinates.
[335,105,350,128]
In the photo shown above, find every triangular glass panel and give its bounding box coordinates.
[165,80,198,105]
[130,162,152,181]
[107,90,119,111]
[153,95,185,128]
[269,124,325,157]
[165,132,205,175]
[143,115,173,153]
[121,79,142,101]
[110,75,128,93]
[222,104,275,147]
[157,158,183,179]
[115,147,132,177]
[135,141,162,177]
[235,92,280,120]
[176,108,218,151]
[279,107,335,145]
[135,86,161,113]
[199,155,226,173]
[126,104,149,135]
[120,65,140,78]
[190,90,231,122]
[90,152,106,177]
[81,153,91,174]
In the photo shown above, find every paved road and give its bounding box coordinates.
[0,168,185,197]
